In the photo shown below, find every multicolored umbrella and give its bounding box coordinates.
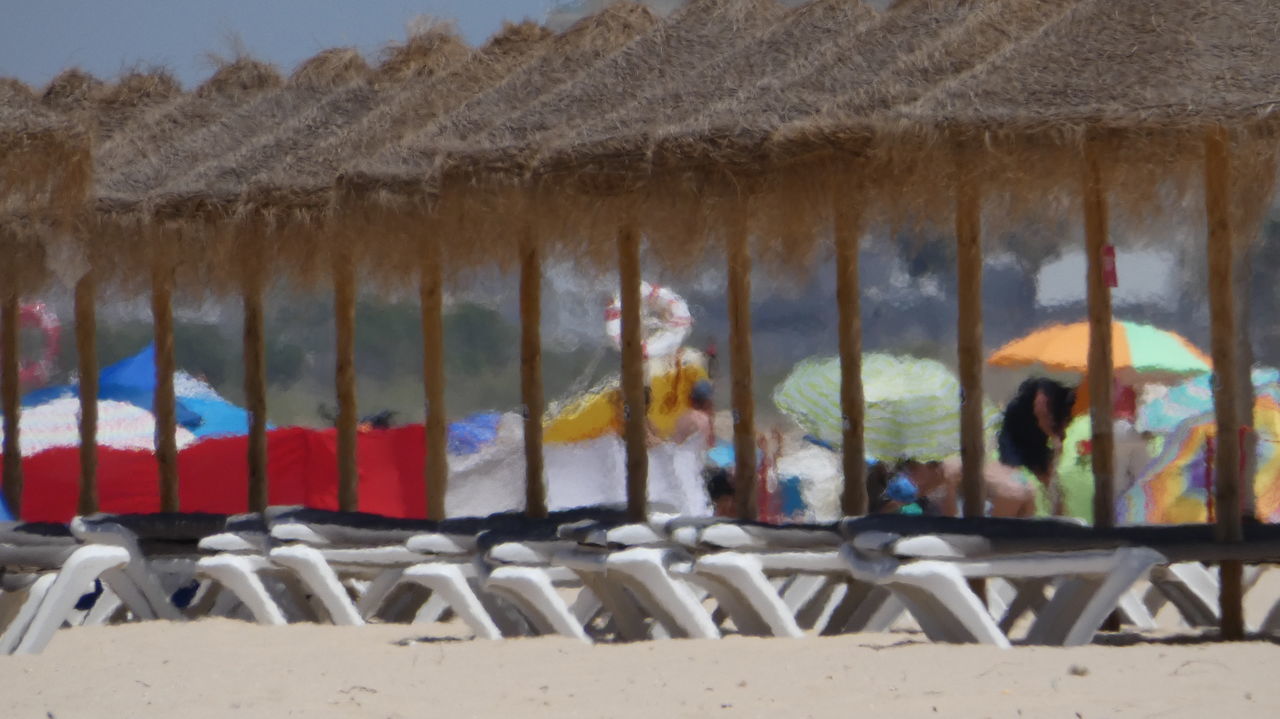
[773,353,997,462]
[1118,394,1280,524]
[989,320,1212,380]
[0,398,196,456]
[1137,367,1280,434]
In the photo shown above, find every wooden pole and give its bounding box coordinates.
[333,247,359,513]
[834,199,866,516]
[1204,125,1244,640]
[618,223,648,522]
[1083,144,1116,528]
[151,245,180,513]
[1,290,20,518]
[726,209,757,520]
[243,267,268,512]
[1234,242,1258,519]
[519,226,547,519]
[75,272,99,515]
[420,232,448,520]
[955,173,985,520]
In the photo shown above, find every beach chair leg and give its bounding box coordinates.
[0,575,39,633]
[819,579,902,635]
[783,575,831,625]
[374,582,432,623]
[607,548,720,640]
[1026,548,1162,646]
[1142,582,1169,616]
[576,570,651,641]
[567,587,603,624]
[1150,563,1220,628]
[997,579,1051,635]
[197,555,288,626]
[400,564,503,640]
[0,574,57,655]
[268,546,364,626]
[693,554,803,638]
[14,546,131,655]
[882,562,1010,647]
[82,585,125,626]
[1114,588,1157,631]
[412,592,450,624]
[1258,596,1280,636]
[485,567,590,642]
[356,569,406,620]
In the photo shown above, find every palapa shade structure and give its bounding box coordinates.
[510,0,1077,517]
[0,77,92,516]
[139,21,557,516]
[44,66,182,516]
[355,3,663,518]
[3,0,1279,648]
[869,0,1280,637]
[89,56,283,512]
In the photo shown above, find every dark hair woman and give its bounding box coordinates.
[997,377,1077,513]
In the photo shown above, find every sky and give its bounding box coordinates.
[0,1,560,88]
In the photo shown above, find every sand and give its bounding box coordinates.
[6,575,1280,718]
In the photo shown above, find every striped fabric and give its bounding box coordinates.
[773,354,997,462]
[1119,394,1280,524]
[1138,367,1280,434]
[0,398,196,456]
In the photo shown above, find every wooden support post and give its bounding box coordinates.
[618,223,648,522]
[151,245,180,513]
[1083,145,1116,528]
[727,210,757,521]
[333,247,359,513]
[519,226,547,519]
[1204,126,1244,640]
[834,199,866,516]
[75,272,99,515]
[243,268,268,512]
[420,233,448,521]
[1,290,20,517]
[955,175,985,521]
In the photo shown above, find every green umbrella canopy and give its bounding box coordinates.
[774,353,998,462]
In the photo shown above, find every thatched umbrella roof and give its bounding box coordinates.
[351,2,660,193]
[198,18,556,234]
[410,0,1062,269]
[129,22,552,291]
[93,56,283,215]
[339,0,790,275]
[147,47,372,214]
[431,0,791,186]
[899,0,1280,134]
[0,77,87,207]
[871,0,1280,225]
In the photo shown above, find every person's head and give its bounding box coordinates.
[880,475,921,504]
[690,379,714,410]
[998,377,1077,474]
[705,467,736,516]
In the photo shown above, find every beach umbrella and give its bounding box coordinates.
[1138,367,1280,434]
[773,353,996,463]
[1118,394,1280,525]
[988,320,1212,381]
[0,398,195,456]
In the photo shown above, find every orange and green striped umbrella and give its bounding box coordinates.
[989,320,1211,378]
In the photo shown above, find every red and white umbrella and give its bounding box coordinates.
[0,398,195,456]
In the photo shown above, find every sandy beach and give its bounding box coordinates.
[6,575,1280,719]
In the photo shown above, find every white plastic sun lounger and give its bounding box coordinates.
[0,523,132,655]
